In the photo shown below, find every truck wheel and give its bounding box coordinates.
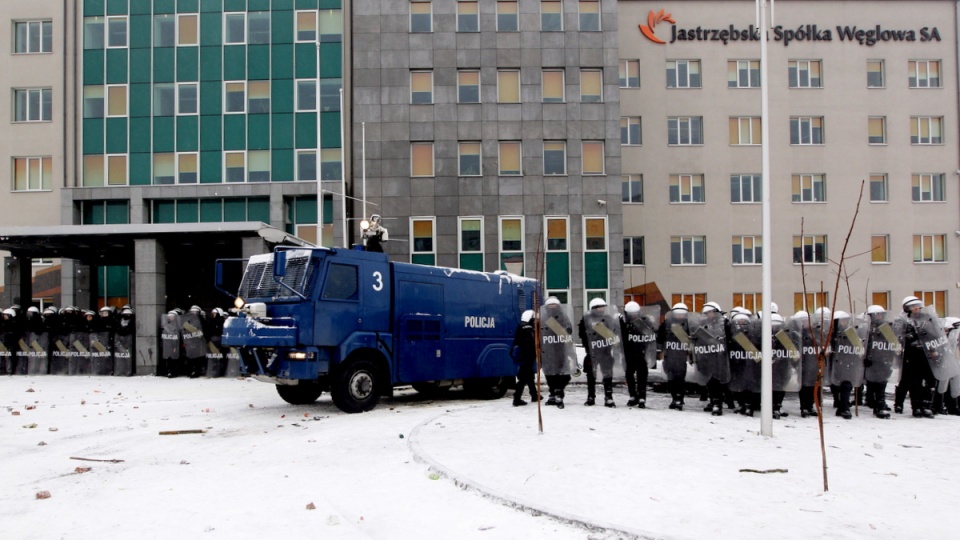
[464,377,511,400]
[331,359,380,413]
[275,383,324,405]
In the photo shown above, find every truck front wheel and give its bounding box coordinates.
[275,383,324,405]
[331,359,380,413]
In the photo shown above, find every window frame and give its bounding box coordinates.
[541,0,563,32]
[583,216,607,252]
[912,173,946,202]
[13,87,52,123]
[224,12,246,45]
[224,151,247,183]
[910,116,943,145]
[497,69,521,103]
[793,235,828,265]
[730,174,762,204]
[224,81,247,114]
[622,174,643,204]
[867,59,885,88]
[869,173,888,203]
[669,174,705,204]
[791,173,827,203]
[871,234,890,264]
[11,156,53,192]
[909,60,941,89]
[411,216,437,261]
[498,141,522,176]
[106,15,128,48]
[619,60,640,88]
[458,216,485,258]
[728,59,760,88]
[623,236,645,266]
[14,20,53,54]
[497,1,519,31]
[296,149,317,181]
[178,13,199,46]
[732,235,762,265]
[295,10,318,43]
[730,116,761,145]
[790,116,824,145]
[666,59,701,89]
[580,69,603,102]
[410,1,433,33]
[620,116,642,146]
[581,141,605,176]
[105,84,128,118]
[668,116,703,146]
[788,59,822,89]
[295,79,317,112]
[579,0,601,32]
[543,141,566,176]
[457,70,480,104]
[177,82,198,115]
[411,70,434,105]
[913,234,947,263]
[542,69,566,103]
[458,141,482,177]
[499,216,525,273]
[457,1,480,32]
[671,236,707,266]
[411,142,435,177]
[105,154,128,186]
[868,116,887,145]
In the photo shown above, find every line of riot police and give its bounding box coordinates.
[525,295,960,419]
[158,305,240,379]
[0,304,136,376]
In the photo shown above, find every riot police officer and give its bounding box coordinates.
[658,303,692,411]
[898,296,937,418]
[511,310,539,406]
[620,301,658,408]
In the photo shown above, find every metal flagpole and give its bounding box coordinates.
[340,87,347,248]
[316,42,323,247]
[759,0,773,437]
[362,121,367,222]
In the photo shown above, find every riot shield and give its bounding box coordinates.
[160,313,182,376]
[910,307,960,387]
[114,332,134,376]
[90,331,114,375]
[582,306,623,380]
[181,312,206,360]
[621,305,660,370]
[0,328,14,375]
[25,332,49,375]
[792,317,822,388]
[539,304,576,376]
[830,317,867,387]
[69,329,92,375]
[661,310,692,382]
[14,332,30,375]
[49,329,71,375]
[864,312,903,385]
[728,318,761,393]
[223,346,242,377]
[205,340,224,378]
[772,320,802,392]
[689,313,731,384]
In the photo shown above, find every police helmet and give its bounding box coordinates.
[43,307,57,316]
[624,301,641,313]
[521,310,535,323]
[770,302,779,314]
[833,310,850,320]
[589,298,607,310]
[2,308,15,317]
[902,296,923,311]
[702,301,722,314]
[793,310,809,319]
[671,302,689,312]
[866,305,885,315]
[121,308,134,316]
[732,312,751,323]
[544,296,561,306]
[771,313,785,324]
[189,305,201,313]
[27,306,40,314]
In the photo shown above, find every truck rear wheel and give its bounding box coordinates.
[276,383,324,405]
[463,377,511,400]
[331,359,380,413]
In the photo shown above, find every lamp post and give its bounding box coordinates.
[758,0,773,437]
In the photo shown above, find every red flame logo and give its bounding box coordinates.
[639,9,676,44]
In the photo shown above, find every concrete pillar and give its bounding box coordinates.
[134,239,165,374]
[1,255,33,307]
[74,264,93,310]
[242,237,269,259]
[60,259,77,308]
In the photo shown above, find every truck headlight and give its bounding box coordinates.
[288,352,315,360]
[234,297,245,309]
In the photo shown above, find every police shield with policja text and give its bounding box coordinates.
[582,304,624,381]
[160,311,182,377]
[830,312,867,388]
[539,302,576,377]
[624,305,660,370]
[689,311,730,385]
[728,315,762,394]
[909,306,960,396]
[865,309,903,385]
[772,315,802,392]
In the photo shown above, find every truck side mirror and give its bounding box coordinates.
[274,250,287,278]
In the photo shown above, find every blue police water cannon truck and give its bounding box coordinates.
[217,246,539,413]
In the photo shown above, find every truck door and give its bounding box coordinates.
[395,281,445,382]
[314,262,361,348]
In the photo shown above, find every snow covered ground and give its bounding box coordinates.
[2,376,958,540]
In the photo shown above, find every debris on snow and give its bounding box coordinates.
[305,502,316,510]
[74,467,92,474]
[35,491,51,500]
[739,468,788,474]
[159,429,207,435]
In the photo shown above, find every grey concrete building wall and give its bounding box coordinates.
[619,0,960,314]
[352,0,623,313]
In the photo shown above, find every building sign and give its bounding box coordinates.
[639,9,942,46]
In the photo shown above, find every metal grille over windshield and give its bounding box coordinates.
[238,254,314,299]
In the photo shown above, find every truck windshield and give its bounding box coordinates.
[238,251,315,300]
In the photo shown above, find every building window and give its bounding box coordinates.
[788,60,822,88]
[84,17,104,49]
[668,116,703,145]
[730,174,761,203]
[914,235,947,263]
[580,69,603,102]
[868,117,886,144]
[497,70,520,103]
[248,81,270,114]
[458,1,479,32]
[411,142,434,177]
[224,12,245,44]
[872,292,891,310]
[458,70,480,103]
[411,1,432,33]
[673,294,706,313]
[224,152,246,183]
[667,60,701,88]
[296,11,317,42]
[500,217,524,273]
[871,235,890,263]
[911,116,943,144]
[728,60,760,88]
[13,88,52,122]
[411,71,433,104]
[153,84,175,116]
[915,290,947,317]
[730,117,761,145]
[248,151,270,182]
[669,174,704,203]
[619,60,640,88]
[795,292,829,313]
[732,236,762,265]
[320,79,342,112]
[867,60,884,88]
[790,116,824,145]
[546,216,568,251]
[585,217,606,250]
[792,174,827,203]
[107,16,127,48]
[321,149,342,180]
[83,86,104,118]
[14,20,53,54]
[912,173,945,202]
[178,83,198,115]
[178,153,198,184]
[671,236,706,265]
[543,141,566,175]
[106,155,127,186]
[179,14,199,45]
[620,117,641,145]
[412,217,436,262]
[459,217,484,270]
[296,150,317,181]
[296,80,316,111]
[622,174,643,203]
[793,235,827,264]
[579,1,600,31]
[224,82,246,113]
[582,141,605,175]
[155,154,186,185]
[12,157,52,191]
[458,142,481,176]
[543,70,565,103]
[497,1,519,31]
[624,236,645,265]
[247,12,271,45]
[155,14,176,47]
[541,1,563,31]
[319,9,343,42]
[498,141,521,175]
[733,293,762,314]
[909,60,941,88]
[869,174,888,202]
[106,85,127,117]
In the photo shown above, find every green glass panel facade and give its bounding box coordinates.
[85,0,105,17]
[130,84,151,117]
[292,196,317,224]
[271,45,293,81]
[584,252,609,290]
[154,201,176,223]
[106,0,128,16]
[320,111,340,148]
[105,49,128,84]
[84,50,105,85]
[223,199,246,221]
[272,149,293,181]
[97,266,131,300]
[179,0,200,13]
[248,46,270,80]
[545,253,570,289]
[248,115,270,150]
[129,50,152,83]
[200,115,222,150]
[201,0,222,13]
[84,119,105,155]
[250,0,271,11]
[224,0,247,12]
[106,118,128,153]
[130,153,151,185]
[296,0,320,9]
[153,48,175,83]
[199,81,221,115]
[200,47,222,81]
[223,115,246,150]
[271,79,293,114]
[200,199,223,222]
[177,47,199,81]
[319,0,341,9]
[130,0,153,16]
[295,113,317,149]
[130,15,151,48]
[271,10,293,44]
[177,116,199,151]
[248,198,270,221]
[413,254,436,266]
[153,117,175,152]
[319,43,341,79]
[200,14,222,46]
[223,46,246,80]
[154,0,176,14]
[200,151,222,183]
[129,118,151,152]
[294,43,317,79]
[177,200,200,223]
[460,254,484,272]
[272,113,293,149]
